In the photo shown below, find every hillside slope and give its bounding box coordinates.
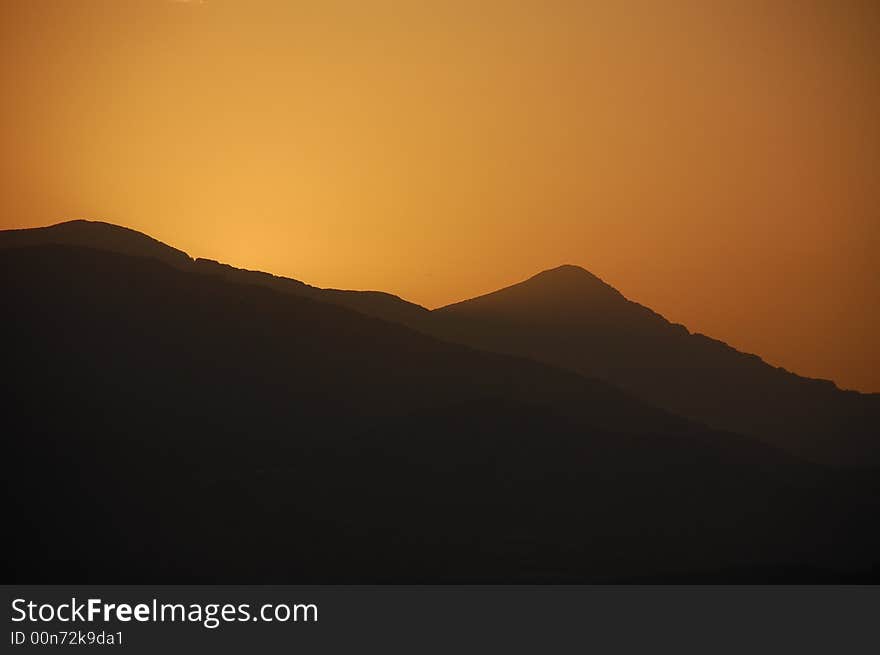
[3,221,876,466]
[3,245,878,582]
[433,265,880,466]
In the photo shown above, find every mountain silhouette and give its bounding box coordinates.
[2,240,879,583]
[0,219,429,325]
[0,219,193,267]
[193,257,430,327]
[3,220,875,467]
[431,265,880,466]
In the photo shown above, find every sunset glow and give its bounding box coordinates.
[2,0,878,391]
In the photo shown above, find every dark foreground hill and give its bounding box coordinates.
[3,220,875,467]
[2,245,878,582]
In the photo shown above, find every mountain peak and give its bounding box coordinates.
[538,263,590,274]
[512,264,624,301]
[0,219,192,267]
[435,264,625,316]
[528,264,614,286]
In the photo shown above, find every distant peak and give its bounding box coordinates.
[548,264,587,272]
[435,263,625,314]
[524,264,620,293]
[532,264,599,279]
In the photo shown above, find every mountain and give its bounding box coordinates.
[0,219,430,325]
[191,257,430,326]
[2,220,877,466]
[0,219,193,268]
[4,244,878,583]
[431,265,880,467]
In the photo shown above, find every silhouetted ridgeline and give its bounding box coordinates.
[2,219,876,467]
[430,265,880,467]
[2,238,879,583]
[0,220,193,268]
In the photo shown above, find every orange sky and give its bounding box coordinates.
[1,0,878,392]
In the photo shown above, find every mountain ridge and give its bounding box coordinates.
[0,220,849,391]
[0,219,193,267]
[1,219,876,466]
[0,219,431,325]
[439,263,847,390]
[5,242,878,582]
